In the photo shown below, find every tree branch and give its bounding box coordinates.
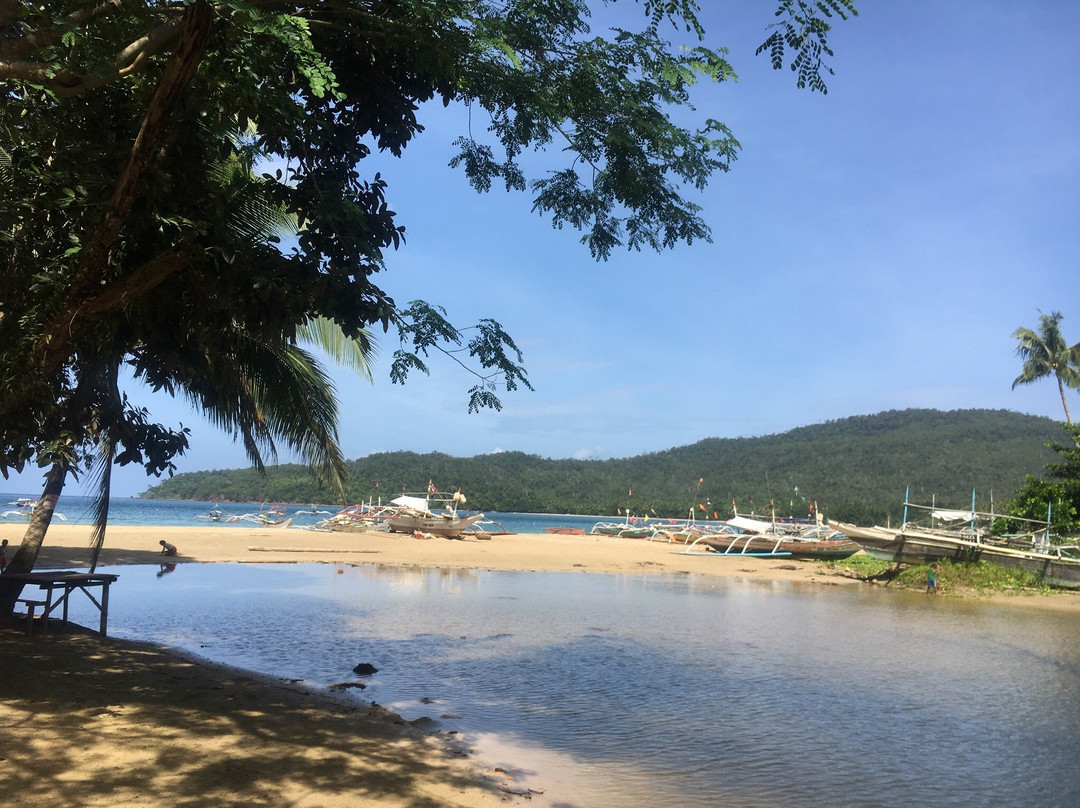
[36,0,214,370]
[0,0,129,62]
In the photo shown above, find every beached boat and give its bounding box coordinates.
[833,495,1080,589]
[652,520,723,544]
[681,504,859,559]
[685,531,860,560]
[462,518,515,538]
[589,520,657,539]
[384,488,484,538]
[544,526,586,535]
[318,502,393,533]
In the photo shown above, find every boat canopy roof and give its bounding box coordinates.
[726,515,773,534]
[931,509,976,522]
[391,495,430,511]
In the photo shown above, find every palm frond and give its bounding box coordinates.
[245,342,348,499]
[169,330,348,499]
[85,443,114,573]
[297,316,377,381]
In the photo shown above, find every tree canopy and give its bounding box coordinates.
[0,1,857,577]
[1006,422,1080,537]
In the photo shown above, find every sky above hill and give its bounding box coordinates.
[4,1,1079,500]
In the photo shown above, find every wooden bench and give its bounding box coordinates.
[15,598,47,635]
[3,571,119,635]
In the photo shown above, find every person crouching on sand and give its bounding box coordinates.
[159,540,179,557]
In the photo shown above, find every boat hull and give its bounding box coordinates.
[702,534,860,560]
[386,512,485,538]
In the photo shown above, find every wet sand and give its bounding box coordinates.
[3,521,1078,808]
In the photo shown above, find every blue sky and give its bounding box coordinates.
[4,1,1079,499]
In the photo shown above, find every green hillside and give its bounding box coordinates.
[141,408,1065,523]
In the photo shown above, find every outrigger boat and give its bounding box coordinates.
[833,489,1080,589]
[294,505,333,516]
[1,499,66,521]
[684,529,860,560]
[318,501,395,533]
[590,519,657,539]
[193,505,226,522]
[384,487,484,538]
[682,503,859,560]
[227,503,292,528]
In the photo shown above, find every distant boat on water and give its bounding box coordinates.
[227,503,292,528]
[1,498,66,521]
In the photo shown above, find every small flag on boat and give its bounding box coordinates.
[428,480,437,493]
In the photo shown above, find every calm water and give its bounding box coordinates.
[56,562,1080,808]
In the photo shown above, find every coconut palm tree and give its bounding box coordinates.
[2,323,360,584]
[1012,311,1080,424]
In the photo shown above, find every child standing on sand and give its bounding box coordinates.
[0,538,8,570]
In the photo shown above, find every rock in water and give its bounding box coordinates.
[352,662,378,676]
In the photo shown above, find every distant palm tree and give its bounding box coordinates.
[1012,311,1080,423]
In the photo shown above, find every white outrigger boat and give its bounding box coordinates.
[1,498,65,520]
[227,503,292,528]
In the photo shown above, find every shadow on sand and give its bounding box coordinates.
[0,625,510,808]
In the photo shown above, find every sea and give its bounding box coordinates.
[2,493,609,533]
[7,495,1080,807]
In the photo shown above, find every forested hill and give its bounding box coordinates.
[141,409,1066,524]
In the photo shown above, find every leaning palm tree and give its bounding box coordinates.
[1012,311,1080,424]
[3,326,361,583]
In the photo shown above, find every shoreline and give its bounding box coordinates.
[7,522,1080,610]
[5,521,1080,808]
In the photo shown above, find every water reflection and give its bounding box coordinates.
[67,563,1080,808]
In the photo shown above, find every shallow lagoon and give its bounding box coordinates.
[68,563,1080,808]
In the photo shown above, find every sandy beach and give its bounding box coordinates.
[4,521,1079,808]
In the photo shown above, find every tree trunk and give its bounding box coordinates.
[0,462,68,614]
[1058,373,1074,424]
